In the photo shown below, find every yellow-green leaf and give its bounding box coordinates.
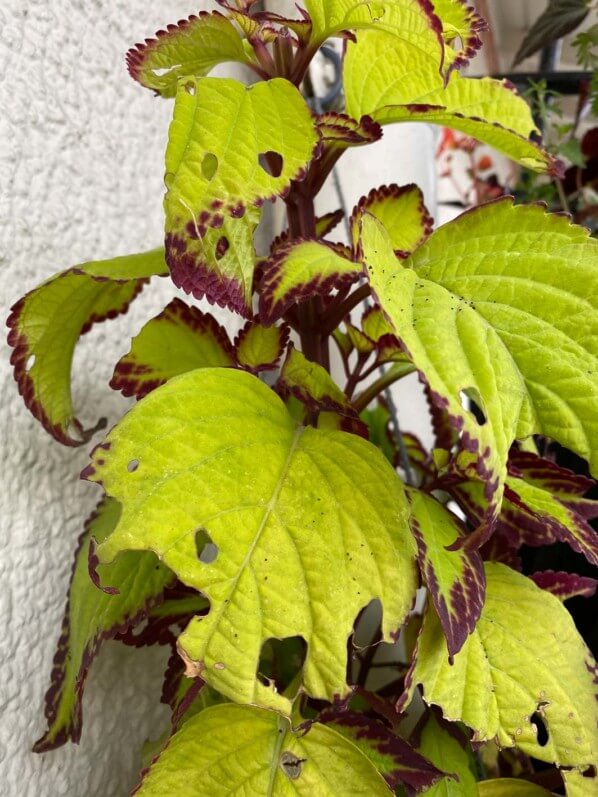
[362,201,598,546]
[165,77,318,317]
[352,184,433,257]
[259,241,360,325]
[85,369,417,714]
[407,488,485,656]
[478,779,557,796]
[402,563,598,772]
[432,0,486,70]
[278,345,352,414]
[7,249,166,445]
[304,0,445,56]
[134,704,392,796]
[277,345,367,437]
[414,711,476,797]
[127,11,257,98]
[344,31,558,173]
[111,298,235,400]
[563,769,598,797]
[234,318,289,372]
[33,499,174,752]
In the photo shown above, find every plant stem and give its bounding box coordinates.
[289,42,320,86]
[286,189,331,370]
[273,32,295,80]
[321,283,371,337]
[353,364,410,413]
[556,177,572,214]
[345,353,369,399]
[251,39,276,78]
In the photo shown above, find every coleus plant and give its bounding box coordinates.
[7,1,598,794]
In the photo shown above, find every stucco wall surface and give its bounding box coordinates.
[0,3,223,795]
[0,3,436,795]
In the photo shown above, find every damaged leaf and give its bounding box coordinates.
[165,77,318,316]
[133,704,392,795]
[402,563,598,773]
[127,11,257,97]
[363,201,598,548]
[85,368,416,714]
[33,498,174,752]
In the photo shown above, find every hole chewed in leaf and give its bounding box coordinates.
[195,528,218,564]
[26,354,35,371]
[201,152,218,182]
[280,751,306,780]
[259,151,284,178]
[184,80,196,96]
[215,236,230,261]
[256,636,307,694]
[459,387,487,426]
[127,459,139,473]
[531,702,550,747]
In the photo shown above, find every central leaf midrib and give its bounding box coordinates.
[203,425,305,657]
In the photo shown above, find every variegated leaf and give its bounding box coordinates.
[127,12,257,98]
[7,249,166,445]
[33,499,174,752]
[259,240,360,324]
[412,710,476,796]
[360,306,412,367]
[111,299,235,400]
[453,452,598,566]
[407,488,485,656]
[530,571,598,601]
[318,709,445,793]
[277,345,366,436]
[234,317,289,372]
[433,0,486,71]
[317,112,383,150]
[165,77,318,317]
[402,564,598,774]
[85,368,417,714]
[277,345,351,415]
[352,184,434,258]
[362,202,598,549]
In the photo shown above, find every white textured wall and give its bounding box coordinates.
[0,3,222,795]
[0,3,436,795]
